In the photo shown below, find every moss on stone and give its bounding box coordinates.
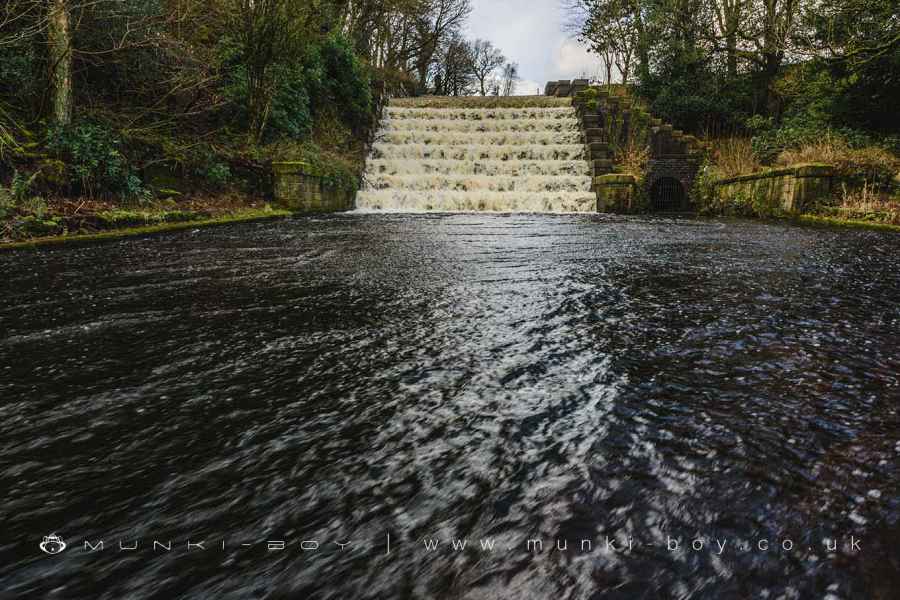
[793,214,900,233]
[272,161,314,176]
[0,208,293,251]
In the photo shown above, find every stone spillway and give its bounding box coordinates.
[356,96,596,212]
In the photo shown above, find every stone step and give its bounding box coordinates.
[370,143,587,161]
[357,189,597,212]
[592,159,614,176]
[380,130,583,146]
[365,159,591,177]
[588,142,610,159]
[366,174,594,193]
[584,128,605,142]
[582,115,602,129]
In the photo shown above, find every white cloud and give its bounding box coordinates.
[466,0,599,91]
[514,79,544,96]
[554,39,602,81]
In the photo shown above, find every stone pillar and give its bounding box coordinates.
[272,162,354,213]
[594,174,638,212]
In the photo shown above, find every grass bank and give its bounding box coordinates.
[791,214,900,233]
[0,206,293,251]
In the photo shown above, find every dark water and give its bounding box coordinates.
[1,214,898,599]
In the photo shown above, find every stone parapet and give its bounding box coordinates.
[710,164,834,214]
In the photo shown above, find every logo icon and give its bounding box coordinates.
[40,534,66,555]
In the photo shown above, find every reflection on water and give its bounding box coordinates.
[0,214,898,599]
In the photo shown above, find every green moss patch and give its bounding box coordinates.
[0,208,293,251]
[792,214,900,233]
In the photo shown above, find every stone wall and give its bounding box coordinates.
[272,162,354,213]
[709,164,834,215]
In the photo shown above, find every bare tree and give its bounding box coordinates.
[564,0,640,84]
[708,0,749,76]
[500,62,518,96]
[2,0,207,125]
[337,0,472,95]
[469,38,505,95]
[433,32,475,96]
[563,0,653,83]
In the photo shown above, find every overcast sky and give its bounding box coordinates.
[464,0,601,95]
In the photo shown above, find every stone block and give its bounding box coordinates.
[272,161,354,213]
[595,174,637,212]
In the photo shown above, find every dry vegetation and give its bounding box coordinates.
[708,137,761,178]
[829,181,900,224]
[776,135,900,180]
[616,139,651,178]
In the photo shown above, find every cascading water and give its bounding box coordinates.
[356,97,596,212]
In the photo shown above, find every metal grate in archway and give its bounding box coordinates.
[650,177,686,212]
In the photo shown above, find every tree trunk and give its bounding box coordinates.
[761,52,781,116]
[48,0,73,126]
[726,31,737,77]
[247,76,272,145]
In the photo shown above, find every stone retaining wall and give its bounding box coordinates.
[710,164,834,215]
[272,162,354,213]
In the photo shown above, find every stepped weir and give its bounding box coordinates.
[356,96,597,212]
[272,84,701,213]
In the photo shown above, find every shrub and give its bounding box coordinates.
[197,159,231,188]
[20,196,48,219]
[16,215,61,237]
[10,169,39,202]
[0,44,40,106]
[221,58,314,141]
[218,33,371,142]
[46,122,149,201]
[0,186,14,219]
[748,114,822,164]
[305,34,373,133]
[749,113,889,167]
[268,66,314,140]
[616,139,650,180]
[691,163,720,213]
[776,136,899,184]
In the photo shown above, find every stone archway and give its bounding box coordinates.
[649,177,686,212]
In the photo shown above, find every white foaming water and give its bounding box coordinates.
[357,101,596,213]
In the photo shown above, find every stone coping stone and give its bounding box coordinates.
[272,161,315,176]
[715,163,833,185]
[595,174,637,185]
[390,95,571,108]
[794,164,834,177]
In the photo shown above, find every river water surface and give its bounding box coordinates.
[1,214,898,599]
